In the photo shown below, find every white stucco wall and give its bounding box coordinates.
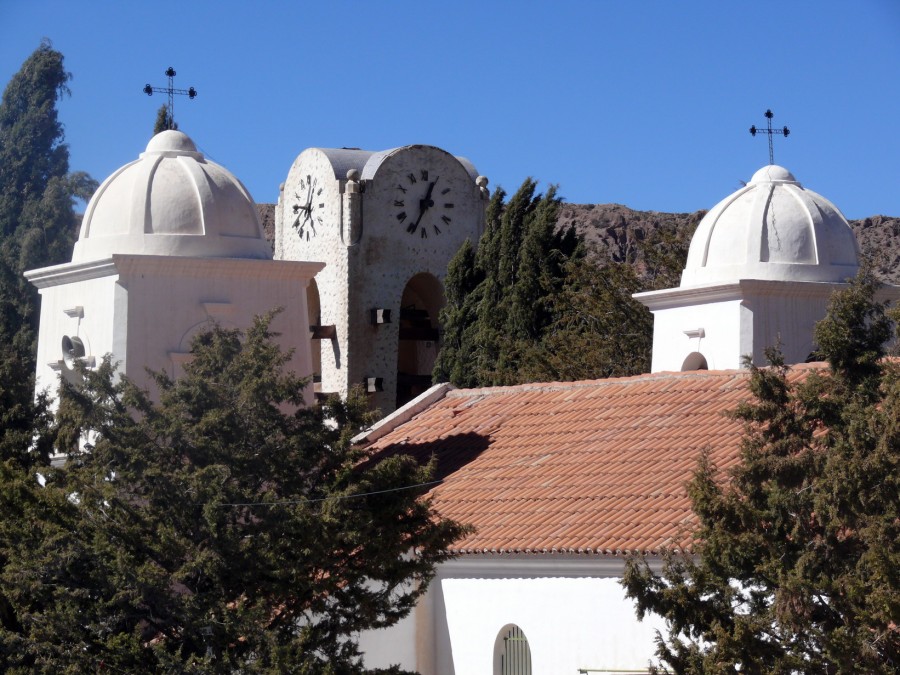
[29,261,121,399]
[636,280,872,373]
[357,605,419,671]
[27,255,323,406]
[438,575,661,674]
[359,556,664,675]
[646,298,745,372]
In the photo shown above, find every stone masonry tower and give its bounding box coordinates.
[275,145,488,414]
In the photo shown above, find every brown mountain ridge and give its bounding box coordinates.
[258,203,900,286]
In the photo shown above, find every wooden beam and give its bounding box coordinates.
[310,324,337,340]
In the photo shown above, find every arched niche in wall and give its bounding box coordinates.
[396,272,444,408]
[172,317,238,380]
[681,351,709,371]
[493,623,532,675]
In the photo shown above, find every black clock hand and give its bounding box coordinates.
[422,177,438,208]
[413,177,439,228]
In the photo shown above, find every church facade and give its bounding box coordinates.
[350,164,898,673]
[25,129,893,673]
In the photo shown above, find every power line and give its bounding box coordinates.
[216,479,444,508]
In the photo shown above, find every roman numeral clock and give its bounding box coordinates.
[275,144,488,415]
[393,168,455,239]
[283,149,340,244]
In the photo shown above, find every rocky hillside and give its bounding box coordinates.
[850,215,900,284]
[257,203,276,244]
[260,202,900,285]
[559,203,900,286]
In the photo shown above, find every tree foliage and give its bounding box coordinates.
[0,41,96,465]
[539,257,652,380]
[434,178,653,387]
[636,216,698,291]
[154,103,177,134]
[0,315,465,673]
[622,270,900,673]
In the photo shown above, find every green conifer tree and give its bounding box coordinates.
[153,103,176,134]
[0,41,96,461]
[432,238,483,388]
[1,315,465,673]
[536,259,652,381]
[622,270,900,673]
[434,178,652,387]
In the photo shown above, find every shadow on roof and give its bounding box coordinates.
[362,431,491,484]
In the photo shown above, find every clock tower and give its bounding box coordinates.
[275,144,488,414]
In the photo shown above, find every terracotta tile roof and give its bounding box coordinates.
[361,365,823,556]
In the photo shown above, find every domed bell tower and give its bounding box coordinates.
[634,165,863,371]
[26,130,323,407]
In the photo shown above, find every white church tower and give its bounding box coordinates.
[26,130,323,404]
[275,144,488,413]
[635,165,862,371]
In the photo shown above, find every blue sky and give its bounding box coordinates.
[2,0,899,219]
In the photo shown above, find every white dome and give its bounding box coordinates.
[72,130,271,263]
[680,165,860,286]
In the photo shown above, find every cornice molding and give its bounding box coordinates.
[634,279,863,310]
[437,552,669,579]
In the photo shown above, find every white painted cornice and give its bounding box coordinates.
[634,279,859,311]
[25,258,119,288]
[26,255,326,289]
[437,552,670,578]
[111,254,324,281]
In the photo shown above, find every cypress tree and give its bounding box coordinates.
[153,103,176,134]
[435,178,652,387]
[535,259,652,382]
[0,41,96,460]
[622,270,900,673]
[432,238,483,387]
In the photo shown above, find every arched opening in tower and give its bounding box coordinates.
[396,272,444,409]
[681,351,708,371]
[307,278,322,394]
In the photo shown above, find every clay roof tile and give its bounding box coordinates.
[362,367,821,556]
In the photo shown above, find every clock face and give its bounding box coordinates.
[292,173,325,241]
[392,168,454,239]
[284,149,339,245]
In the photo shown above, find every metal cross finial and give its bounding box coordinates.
[143,67,197,129]
[749,109,790,165]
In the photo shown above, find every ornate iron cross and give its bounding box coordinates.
[143,67,197,129]
[749,109,790,165]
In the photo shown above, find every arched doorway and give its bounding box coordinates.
[396,273,444,408]
[493,624,532,675]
